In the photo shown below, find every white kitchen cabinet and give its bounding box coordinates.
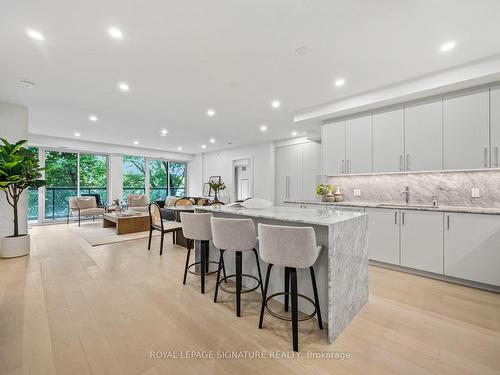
[274,146,288,206]
[274,144,302,205]
[322,120,346,175]
[404,100,443,171]
[443,90,490,170]
[365,208,400,264]
[372,108,404,172]
[400,210,443,274]
[302,141,322,200]
[491,87,500,168]
[444,213,500,286]
[345,115,372,173]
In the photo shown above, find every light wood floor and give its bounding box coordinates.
[1,223,499,375]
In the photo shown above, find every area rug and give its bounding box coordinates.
[72,222,160,247]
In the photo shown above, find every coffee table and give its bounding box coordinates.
[102,212,150,235]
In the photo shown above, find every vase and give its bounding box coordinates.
[213,190,219,202]
[322,194,335,203]
[1,234,30,258]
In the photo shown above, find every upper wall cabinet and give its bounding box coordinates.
[345,115,372,173]
[443,91,490,170]
[404,100,443,171]
[322,120,345,175]
[372,108,404,172]
[491,87,500,168]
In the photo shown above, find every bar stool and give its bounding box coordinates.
[180,212,225,294]
[211,217,264,317]
[257,223,323,352]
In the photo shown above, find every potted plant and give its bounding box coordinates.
[0,139,45,258]
[209,180,226,202]
[316,183,336,202]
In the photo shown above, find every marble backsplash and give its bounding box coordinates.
[327,170,500,208]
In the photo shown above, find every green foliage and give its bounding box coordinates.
[123,155,146,188]
[208,180,226,192]
[316,183,336,196]
[45,151,78,187]
[0,138,45,236]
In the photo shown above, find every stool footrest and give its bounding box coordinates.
[264,292,317,322]
[218,274,261,294]
[187,261,219,275]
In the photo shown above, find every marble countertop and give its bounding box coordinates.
[196,205,366,226]
[284,200,500,215]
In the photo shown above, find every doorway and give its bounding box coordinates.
[232,158,252,201]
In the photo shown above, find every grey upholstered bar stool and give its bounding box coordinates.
[211,217,264,317]
[180,212,224,294]
[257,223,323,352]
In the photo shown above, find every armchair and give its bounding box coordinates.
[67,196,105,226]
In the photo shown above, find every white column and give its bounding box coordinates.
[0,102,29,249]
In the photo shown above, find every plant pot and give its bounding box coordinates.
[321,194,335,203]
[1,234,30,258]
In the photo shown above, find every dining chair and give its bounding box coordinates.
[148,203,183,255]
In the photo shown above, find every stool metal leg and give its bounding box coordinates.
[251,248,264,295]
[235,251,242,317]
[206,243,210,273]
[214,250,225,303]
[284,267,290,312]
[200,240,206,294]
[182,240,192,285]
[221,253,227,283]
[310,266,323,330]
[148,228,152,250]
[259,263,273,329]
[290,267,299,352]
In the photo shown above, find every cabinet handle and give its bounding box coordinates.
[484,147,488,168]
[406,154,410,171]
[447,215,450,230]
[495,146,499,167]
[394,211,398,224]
[399,155,403,171]
[402,212,405,225]
[347,159,350,174]
[341,160,345,174]
[286,176,290,198]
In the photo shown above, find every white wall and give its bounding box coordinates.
[200,142,275,203]
[0,102,29,248]
[188,153,203,197]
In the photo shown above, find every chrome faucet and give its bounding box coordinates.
[400,184,410,204]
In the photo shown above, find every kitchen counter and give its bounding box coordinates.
[196,205,368,343]
[284,199,500,215]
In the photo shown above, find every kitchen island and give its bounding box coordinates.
[196,204,368,343]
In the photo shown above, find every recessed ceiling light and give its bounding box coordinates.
[88,115,98,122]
[133,140,139,145]
[260,124,267,132]
[440,41,457,52]
[118,82,130,92]
[160,129,168,136]
[201,144,207,149]
[295,46,309,56]
[108,27,123,39]
[19,80,35,88]
[177,146,183,151]
[291,131,298,137]
[334,78,345,87]
[206,109,216,117]
[209,138,216,143]
[271,100,281,109]
[26,28,44,41]
[74,132,81,137]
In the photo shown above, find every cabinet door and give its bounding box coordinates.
[274,146,288,206]
[372,109,404,172]
[443,91,490,169]
[302,141,322,201]
[346,115,372,173]
[491,88,500,168]
[400,210,443,274]
[404,100,443,171]
[365,208,400,264]
[444,213,500,286]
[321,121,345,175]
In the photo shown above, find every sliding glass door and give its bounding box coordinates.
[149,159,168,202]
[44,151,78,220]
[79,154,108,204]
[169,162,187,196]
[122,156,146,201]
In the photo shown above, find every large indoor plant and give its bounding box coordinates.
[0,139,45,258]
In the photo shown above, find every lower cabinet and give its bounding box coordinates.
[400,210,443,274]
[444,213,500,286]
[365,208,400,264]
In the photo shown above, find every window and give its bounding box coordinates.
[169,161,187,196]
[79,154,108,204]
[27,146,39,222]
[149,159,168,202]
[122,156,146,201]
[44,151,78,219]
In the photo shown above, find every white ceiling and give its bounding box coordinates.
[1,0,500,154]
